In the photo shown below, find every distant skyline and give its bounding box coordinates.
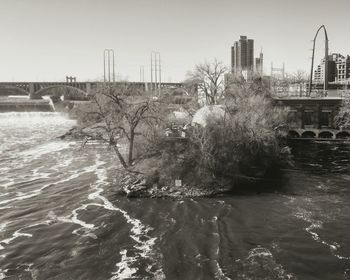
[0,0,349,82]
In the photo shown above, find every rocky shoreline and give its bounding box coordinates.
[115,170,232,198]
[58,125,103,141]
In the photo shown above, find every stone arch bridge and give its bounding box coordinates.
[0,81,185,100]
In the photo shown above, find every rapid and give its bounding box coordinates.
[0,112,350,280]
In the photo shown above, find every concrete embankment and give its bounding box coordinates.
[0,97,53,112]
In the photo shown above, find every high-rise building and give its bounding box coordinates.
[255,51,264,74]
[335,54,350,82]
[231,36,254,75]
[314,53,350,83]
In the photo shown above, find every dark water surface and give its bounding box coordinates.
[1,112,350,280]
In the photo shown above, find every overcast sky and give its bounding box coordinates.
[0,0,349,82]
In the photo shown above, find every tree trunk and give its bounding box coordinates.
[113,145,128,169]
[128,129,135,166]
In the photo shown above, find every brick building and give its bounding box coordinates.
[276,97,350,139]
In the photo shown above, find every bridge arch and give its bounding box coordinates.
[336,131,350,139]
[32,85,89,100]
[308,25,329,96]
[0,86,30,96]
[318,130,334,139]
[301,131,316,138]
[288,130,300,138]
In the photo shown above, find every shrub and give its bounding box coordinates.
[155,79,289,188]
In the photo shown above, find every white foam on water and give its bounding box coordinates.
[0,220,56,254]
[304,218,350,261]
[53,159,108,235]
[19,141,74,162]
[112,249,138,280]
[0,178,15,190]
[59,204,95,231]
[209,215,231,280]
[0,137,163,279]
[247,247,274,259]
[0,229,32,247]
[0,269,8,280]
[0,141,76,193]
[291,197,350,261]
[0,160,99,207]
[81,156,165,280]
[0,189,41,206]
[50,157,74,172]
[236,246,295,280]
[0,222,8,233]
[0,160,106,258]
[23,263,38,280]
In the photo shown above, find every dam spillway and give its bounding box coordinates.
[0,97,53,112]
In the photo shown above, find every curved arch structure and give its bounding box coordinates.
[319,131,334,139]
[287,129,350,140]
[32,85,89,100]
[308,25,329,96]
[336,131,350,139]
[0,81,185,100]
[288,130,300,138]
[0,86,30,96]
[301,131,316,138]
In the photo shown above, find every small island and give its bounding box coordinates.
[60,61,297,198]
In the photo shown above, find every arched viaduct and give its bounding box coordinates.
[288,129,350,140]
[0,81,185,100]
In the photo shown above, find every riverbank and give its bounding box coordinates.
[116,170,231,198]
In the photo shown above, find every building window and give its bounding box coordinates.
[320,111,331,128]
[303,111,314,127]
[287,110,299,128]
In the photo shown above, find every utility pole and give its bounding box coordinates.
[140,66,146,91]
[103,49,115,83]
[140,66,145,82]
[150,54,153,91]
[151,51,161,95]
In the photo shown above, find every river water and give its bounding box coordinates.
[0,112,350,280]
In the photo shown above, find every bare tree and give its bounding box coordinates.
[80,83,161,169]
[291,70,308,96]
[186,59,227,105]
[270,74,291,96]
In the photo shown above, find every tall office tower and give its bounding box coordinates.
[231,36,254,75]
[255,51,264,74]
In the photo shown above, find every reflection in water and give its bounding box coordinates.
[0,113,350,279]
